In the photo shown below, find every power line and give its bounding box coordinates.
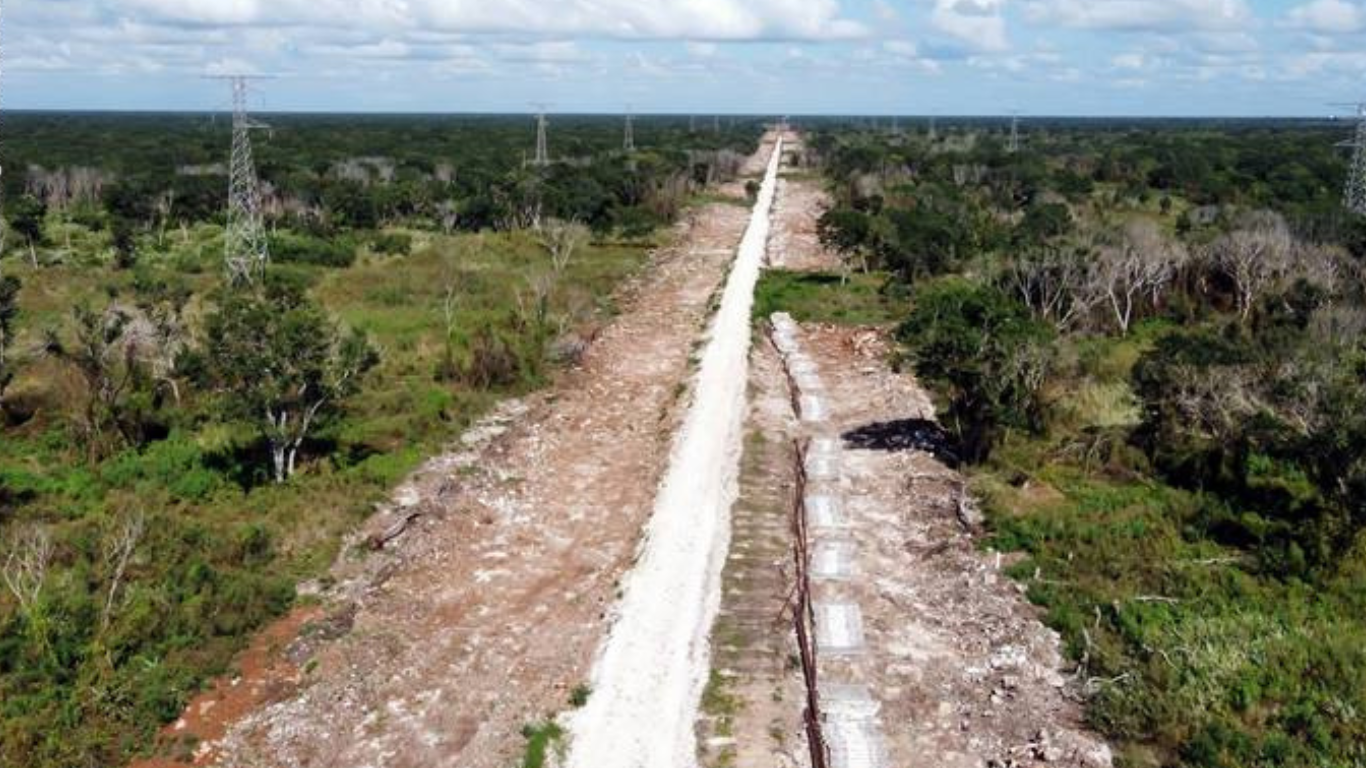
[213,76,270,285]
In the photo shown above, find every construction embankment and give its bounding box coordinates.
[564,138,784,768]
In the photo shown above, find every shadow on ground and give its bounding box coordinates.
[841,419,960,467]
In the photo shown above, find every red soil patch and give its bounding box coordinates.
[130,605,324,768]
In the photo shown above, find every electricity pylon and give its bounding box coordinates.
[623,105,635,153]
[1337,103,1366,216]
[1008,112,1022,153]
[531,103,551,167]
[928,115,937,141]
[218,76,269,285]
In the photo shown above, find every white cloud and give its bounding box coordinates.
[1286,0,1366,34]
[112,0,867,41]
[1024,0,1252,32]
[1112,52,1148,69]
[932,0,1009,52]
[686,41,720,57]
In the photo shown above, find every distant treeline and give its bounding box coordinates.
[0,111,765,241]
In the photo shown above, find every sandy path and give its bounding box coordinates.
[201,144,771,768]
[564,139,784,768]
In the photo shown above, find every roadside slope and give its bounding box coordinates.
[202,155,765,768]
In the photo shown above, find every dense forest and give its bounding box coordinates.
[795,118,1366,767]
[0,111,763,766]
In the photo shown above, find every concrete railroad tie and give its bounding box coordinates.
[768,311,889,768]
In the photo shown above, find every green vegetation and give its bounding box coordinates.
[799,118,1366,767]
[0,113,763,767]
[519,720,566,768]
[753,269,903,326]
[569,683,592,708]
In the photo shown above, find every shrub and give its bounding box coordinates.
[269,232,356,268]
[898,277,1053,463]
[368,232,412,256]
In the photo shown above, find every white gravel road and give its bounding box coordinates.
[564,136,784,768]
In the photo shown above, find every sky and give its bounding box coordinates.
[5,0,1366,116]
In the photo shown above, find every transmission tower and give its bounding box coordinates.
[689,114,697,133]
[1008,112,1022,154]
[928,115,937,141]
[1337,103,1366,216]
[218,76,269,285]
[531,103,550,167]
[623,105,635,153]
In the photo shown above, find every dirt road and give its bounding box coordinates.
[193,140,777,768]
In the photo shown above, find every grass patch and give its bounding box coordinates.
[520,721,566,768]
[569,684,591,708]
[974,328,1366,768]
[753,269,902,326]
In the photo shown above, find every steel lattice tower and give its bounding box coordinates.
[1340,104,1366,216]
[222,77,269,285]
[623,106,635,153]
[928,115,937,141]
[1008,113,1021,153]
[532,104,550,167]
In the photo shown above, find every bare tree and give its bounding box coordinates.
[3,524,52,616]
[1210,210,1296,323]
[1299,242,1358,301]
[1091,220,1186,335]
[537,218,590,274]
[1006,243,1101,331]
[100,511,145,631]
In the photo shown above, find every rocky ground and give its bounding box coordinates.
[699,161,1111,768]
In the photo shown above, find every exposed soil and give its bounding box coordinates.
[159,146,765,768]
[706,145,1112,768]
[794,324,1111,768]
[769,175,839,272]
[132,606,324,768]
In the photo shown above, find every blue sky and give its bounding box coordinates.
[6,0,1366,115]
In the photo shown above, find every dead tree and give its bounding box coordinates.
[100,511,145,631]
[1210,210,1295,323]
[3,524,52,616]
[537,218,590,274]
[1006,243,1100,331]
[1091,220,1186,335]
